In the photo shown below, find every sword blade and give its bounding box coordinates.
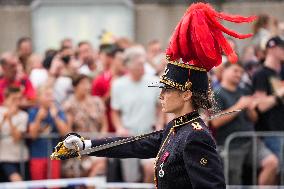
[206,109,242,121]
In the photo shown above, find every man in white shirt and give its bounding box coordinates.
[111,46,163,183]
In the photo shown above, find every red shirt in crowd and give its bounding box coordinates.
[0,75,37,104]
[92,71,115,132]
[92,71,112,97]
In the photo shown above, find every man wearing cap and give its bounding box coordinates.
[252,36,284,158]
[54,3,256,188]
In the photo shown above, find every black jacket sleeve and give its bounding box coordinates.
[183,131,226,189]
[89,130,164,159]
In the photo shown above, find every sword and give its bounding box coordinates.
[78,109,242,156]
[79,130,162,156]
[206,109,241,121]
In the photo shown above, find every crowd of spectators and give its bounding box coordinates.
[0,13,284,187]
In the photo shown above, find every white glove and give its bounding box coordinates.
[63,133,92,151]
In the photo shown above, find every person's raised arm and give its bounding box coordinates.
[253,91,280,113]
[50,104,70,136]
[211,96,252,129]
[28,107,47,139]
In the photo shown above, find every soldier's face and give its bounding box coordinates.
[159,88,185,114]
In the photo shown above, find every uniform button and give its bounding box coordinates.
[200,158,208,166]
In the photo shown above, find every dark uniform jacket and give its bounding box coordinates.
[90,111,225,189]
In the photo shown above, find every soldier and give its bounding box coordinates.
[56,3,256,189]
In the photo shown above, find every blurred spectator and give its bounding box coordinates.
[26,54,43,74]
[16,37,33,73]
[279,22,284,39]
[0,52,36,107]
[64,74,107,132]
[60,38,73,50]
[92,46,126,183]
[40,48,75,104]
[152,53,167,76]
[110,46,163,183]
[252,36,284,158]
[32,50,60,99]
[252,14,273,49]
[92,45,124,132]
[211,62,278,185]
[111,48,127,79]
[28,54,49,89]
[271,17,280,37]
[77,41,97,77]
[97,44,118,73]
[28,85,70,180]
[210,64,224,90]
[241,60,261,94]
[77,41,93,64]
[48,53,74,104]
[0,87,29,182]
[145,40,163,75]
[147,40,162,59]
[254,44,266,64]
[62,74,107,178]
[115,37,133,49]
[241,45,258,63]
[239,44,262,94]
[43,49,58,70]
[252,14,274,63]
[59,46,78,76]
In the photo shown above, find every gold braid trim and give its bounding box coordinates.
[165,55,207,72]
[160,75,192,91]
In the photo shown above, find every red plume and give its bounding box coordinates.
[166,3,257,71]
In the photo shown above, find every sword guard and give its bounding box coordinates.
[50,141,81,160]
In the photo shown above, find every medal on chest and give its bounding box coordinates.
[158,151,170,178]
